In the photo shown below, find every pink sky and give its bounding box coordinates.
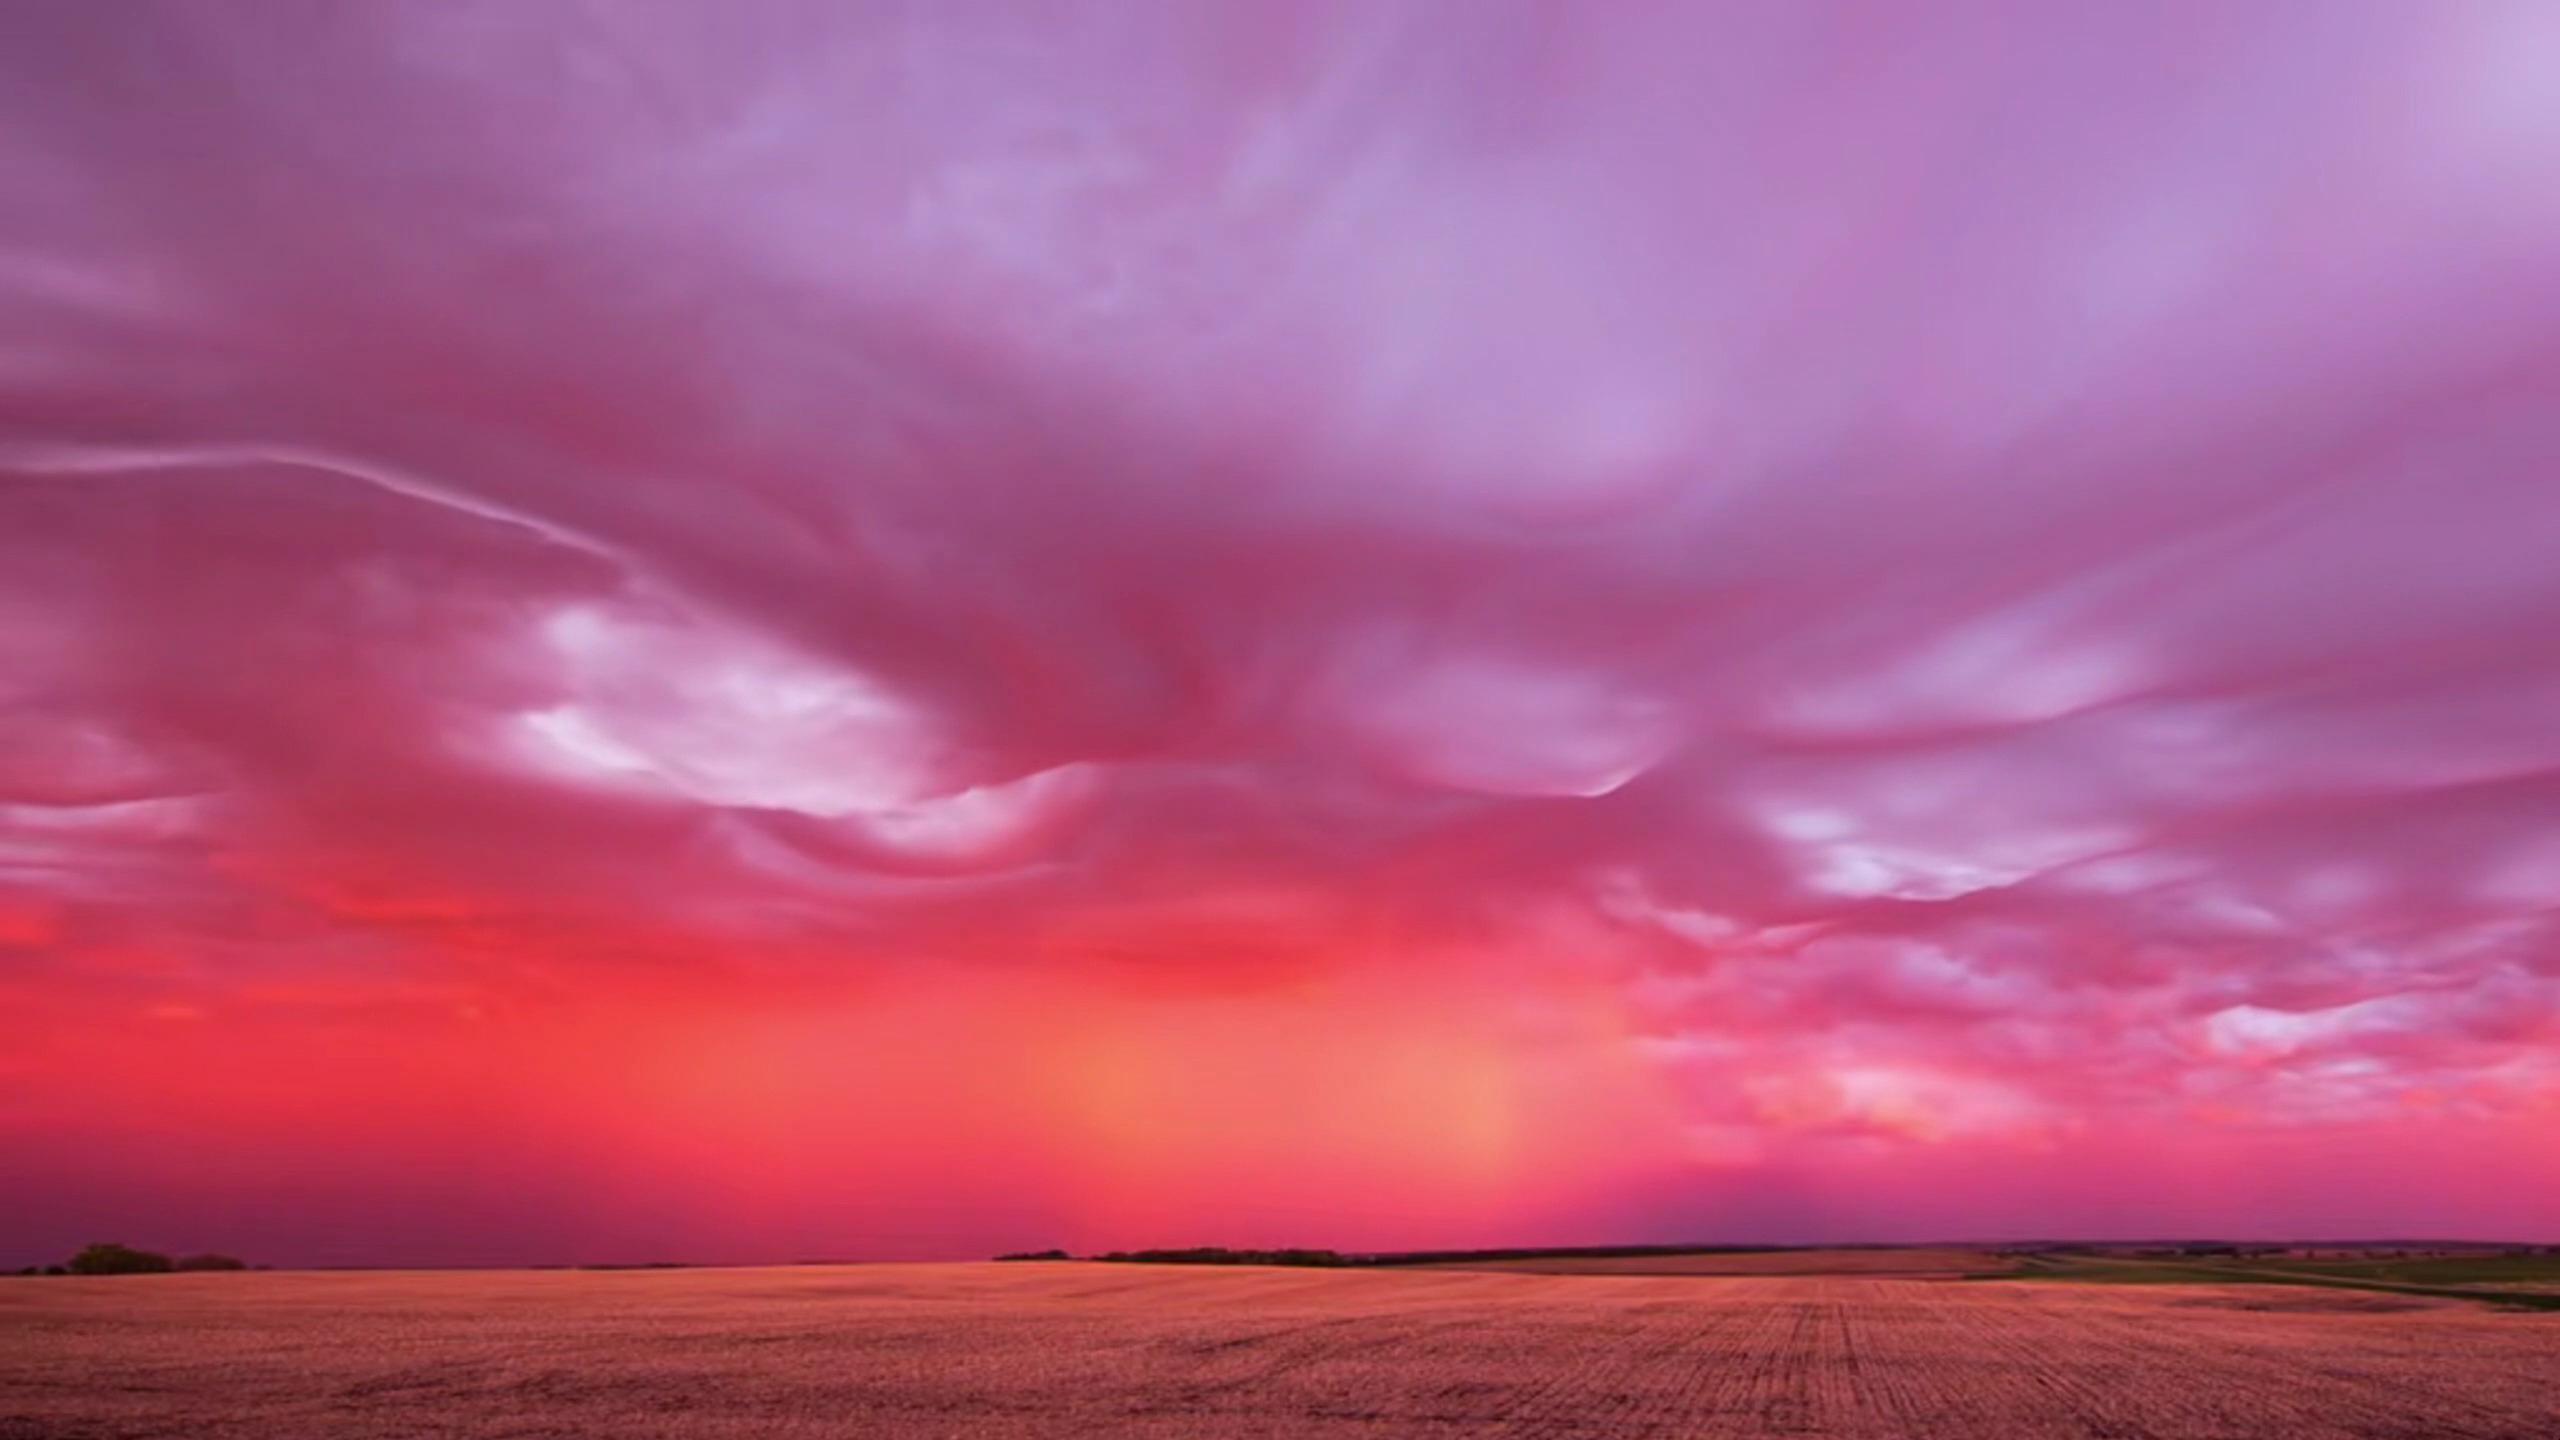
[5,2,2560,1266]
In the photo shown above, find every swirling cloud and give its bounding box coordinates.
[5,1,2559,1263]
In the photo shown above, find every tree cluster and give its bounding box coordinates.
[9,1243,248,1276]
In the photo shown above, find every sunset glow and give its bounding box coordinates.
[6,2,2560,1266]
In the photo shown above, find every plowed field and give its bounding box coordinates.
[6,1262,2556,1438]
[1415,1246,2015,1277]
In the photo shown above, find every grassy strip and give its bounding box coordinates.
[2247,1256,2560,1287]
[1985,1255,2560,1311]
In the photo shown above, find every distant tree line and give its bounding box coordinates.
[996,1242,1809,1268]
[10,1243,249,1276]
[997,1240,2560,1268]
[1355,1243,1781,1267]
[1094,1247,1355,1267]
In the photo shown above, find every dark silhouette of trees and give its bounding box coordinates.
[66,1243,176,1275]
[174,1253,247,1271]
[1095,1247,1351,1267]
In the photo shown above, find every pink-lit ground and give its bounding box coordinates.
[7,1264,2559,1439]
[5,3,2560,1266]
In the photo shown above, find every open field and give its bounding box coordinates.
[1408,1246,2021,1277]
[2006,1250,2560,1308]
[2247,1252,2560,1292]
[6,1261,2559,1439]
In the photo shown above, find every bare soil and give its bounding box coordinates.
[5,1261,2557,1438]
[1410,1246,2018,1277]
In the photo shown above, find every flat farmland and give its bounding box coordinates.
[6,1262,2558,1439]
[1411,1246,2019,1277]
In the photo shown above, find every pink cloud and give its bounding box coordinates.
[5,1,2560,1262]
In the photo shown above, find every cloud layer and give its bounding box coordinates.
[6,2,2560,1262]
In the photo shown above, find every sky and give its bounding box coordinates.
[4,2,2560,1268]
